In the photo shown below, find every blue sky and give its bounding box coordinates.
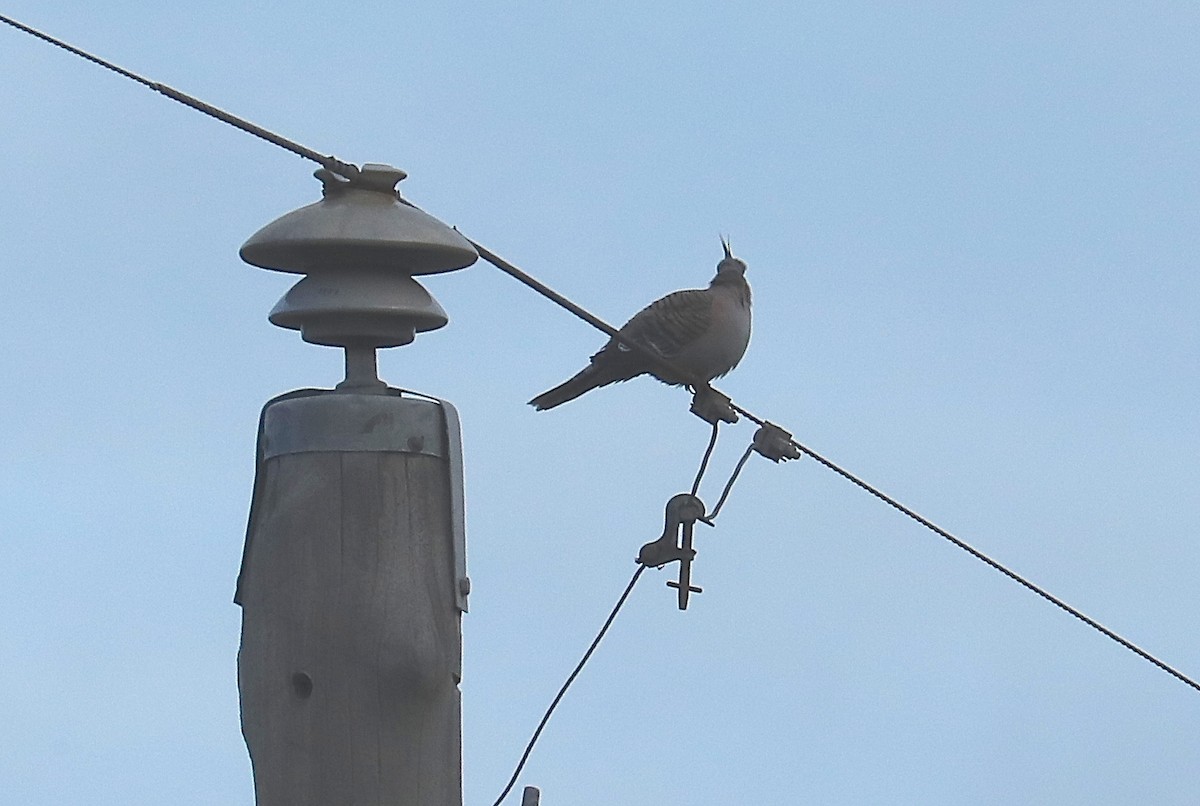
[2,3,1198,804]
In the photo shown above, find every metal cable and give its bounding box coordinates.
[788,439,1200,694]
[707,445,755,523]
[691,422,721,496]
[0,13,359,179]
[465,251,1200,693]
[491,565,647,806]
[5,11,1196,695]
[465,239,706,389]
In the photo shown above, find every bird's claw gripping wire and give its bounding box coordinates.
[638,493,707,610]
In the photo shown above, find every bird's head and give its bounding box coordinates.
[715,235,747,277]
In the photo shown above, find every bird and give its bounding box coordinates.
[529,237,752,410]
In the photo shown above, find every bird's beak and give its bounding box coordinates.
[721,235,732,259]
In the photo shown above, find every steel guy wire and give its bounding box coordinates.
[5,11,1197,695]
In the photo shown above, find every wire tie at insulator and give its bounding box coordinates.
[752,422,803,463]
[316,168,350,196]
[638,493,707,610]
[690,387,738,426]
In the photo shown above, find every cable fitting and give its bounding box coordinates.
[690,387,738,426]
[638,493,707,610]
[752,422,803,463]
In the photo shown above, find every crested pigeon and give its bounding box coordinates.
[529,238,752,410]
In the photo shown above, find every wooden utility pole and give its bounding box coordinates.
[234,164,476,805]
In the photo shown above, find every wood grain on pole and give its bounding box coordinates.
[237,392,464,805]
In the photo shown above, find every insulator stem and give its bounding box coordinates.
[338,343,386,392]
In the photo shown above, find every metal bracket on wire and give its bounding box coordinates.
[699,422,803,524]
[638,493,707,610]
[690,386,738,426]
[637,405,780,610]
[753,422,803,462]
[704,422,802,519]
[638,420,804,610]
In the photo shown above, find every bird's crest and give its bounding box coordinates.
[715,234,746,278]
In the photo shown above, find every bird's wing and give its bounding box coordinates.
[617,288,713,359]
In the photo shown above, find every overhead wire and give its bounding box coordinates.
[691,422,721,496]
[490,565,647,806]
[0,13,360,180]
[8,12,1200,803]
[787,437,1200,693]
[474,242,1200,695]
[4,10,1197,700]
[706,444,755,522]
[461,214,1200,695]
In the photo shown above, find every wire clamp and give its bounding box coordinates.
[752,422,803,462]
[690,387,738,425]
[638,493,707,610]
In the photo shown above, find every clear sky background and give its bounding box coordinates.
[2,3,1198,804]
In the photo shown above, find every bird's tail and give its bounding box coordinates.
[529,366,612,410]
